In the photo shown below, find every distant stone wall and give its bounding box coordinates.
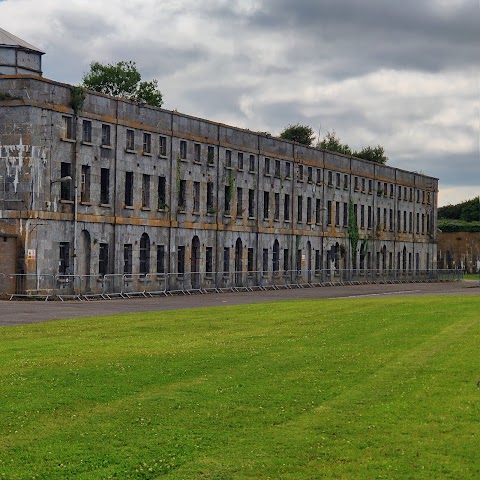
[437,232,480,273]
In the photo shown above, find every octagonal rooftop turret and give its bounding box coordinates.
[0,28,44,76]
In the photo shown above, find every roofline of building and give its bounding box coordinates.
[0,73,439,183]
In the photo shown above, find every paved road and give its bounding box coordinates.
[0,281,478,327]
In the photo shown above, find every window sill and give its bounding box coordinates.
[248,169,256,174]
[125,148,136,154]
[237,168,244,172]
[101,144,112,150]
[141,207,151,211]
[60,199,74,204]
[193,160,202,165]
[158,154,168,159]
[60,137,75,143]
[225,166,234,170]
[124,205,134,210]
[80,201,93,206]
[248,216,256,220]
[142,152,153,157]
[99,203,111,208]
[81,141,93,147]
[264,173,272,178]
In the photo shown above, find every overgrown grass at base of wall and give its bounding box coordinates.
[0,296,479,479]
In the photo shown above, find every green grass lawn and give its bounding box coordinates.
[0,296,479,479]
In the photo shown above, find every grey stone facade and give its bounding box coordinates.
[0,74,438,292]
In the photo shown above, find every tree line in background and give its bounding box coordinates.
[438,197,480,233]
[279,124,388,164]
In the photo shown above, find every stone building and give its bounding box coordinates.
[0,30,438,295]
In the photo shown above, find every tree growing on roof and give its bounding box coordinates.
[81,61,163,107]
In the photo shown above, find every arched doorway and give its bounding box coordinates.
[191,236,200,288]
[140,233,150,276]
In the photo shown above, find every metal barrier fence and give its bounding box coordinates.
[0,269,464,300]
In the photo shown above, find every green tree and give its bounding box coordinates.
[354,145,388,164]
[318,131,352,155]
[318,130,388,164]
[279,124,316,146]
[81,61,163,107]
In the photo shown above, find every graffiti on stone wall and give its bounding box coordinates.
[0,136,48,207]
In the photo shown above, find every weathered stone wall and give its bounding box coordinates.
[437,232,480,273]
[0,75,438,282]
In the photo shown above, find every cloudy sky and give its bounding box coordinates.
[2,0,478,206]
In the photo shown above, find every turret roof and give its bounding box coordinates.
[0,27,44,54]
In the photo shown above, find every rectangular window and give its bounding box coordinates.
[298,165,304,182]
[297,196,303,222]
[180,140,187,160]
[158,176,166,210]
[397,210,402,232]
[59,242,70,275]
[123,244,133,275]
[275,159,281,177]
[284,194,290,221]
[343,202,348,227]
[249,154,255,172]
[62,116,73,140]
[390,209,394,231]
[60,162,71,200]
[336,173,341,188]
[193,181,200,212]
[206,247,213,274]
[142,133,151,154]
[225,185,231,214]
[416,212,420,233]
[390,184,394,198]
[264,157,270,175]
[223,247,230,273]
[398,186,402,199]
[99,243,109,276]
[307,197,312,223]
[247,248,254,272]
[328,171,333,186]
[207,145,215,164]
[207,181,214,214]
[263,191,269,219]
[361,178,366,192]
[125,171,134,207]
[307,167,313,183]
[101,124,111,146]
[377,207,381,229]
[126,129,135,150]
[409,188,413,201]
[262,248,269,273]
[178,179,186,210]
[225,149,232,167]
[327,201,332,225]
[283,249,289,273]
[368,179,373,193]
[315,250,321,273]
[316,199,321,224]
[100,168,110,204]
[159,136,167,157]
[316,168,322,184]
[248,189,255,217]
[344,175,349,189]
[80,165,90,203]
[285,162,291,178]
[237,187,243,216]
[177,246,185,274]
[274,192,280,220]
[422,214,425,234]
[404,211,407,232]
[368,206,372,229]
[409,212,413,232]
[156,245,165,274]
[142,174,150,208]
[82,120,92,143]
[238,152,244,170]
[194,143,201,163]
[360,205,365,229]
[354,177,359,191]
[383,207,387,230]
